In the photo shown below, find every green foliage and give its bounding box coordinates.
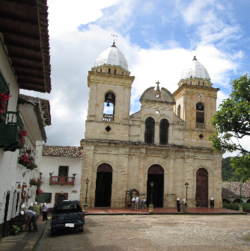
[210,74,250,181]
[11,224,21,235]
[222,157,241,181]
[223,203,250,212]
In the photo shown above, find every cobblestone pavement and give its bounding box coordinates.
[35,215,250,251]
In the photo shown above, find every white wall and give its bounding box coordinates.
[40,155,83,208]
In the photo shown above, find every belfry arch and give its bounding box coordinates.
[95,163,113,207]
[147,165,164,207]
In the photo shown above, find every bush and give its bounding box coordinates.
[223,203,250,211]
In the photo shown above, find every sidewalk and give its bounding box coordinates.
[0,217,47,251]
[86,207,246,215]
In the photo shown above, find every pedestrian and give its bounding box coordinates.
[31,202,41,220]
[135,196,139,210]
[131,197,135,210]
[177,198,181,212]
[210,197,214,208]
[142,198,146,209]
[182,199,187,213]
[23,207,38,232]
[42,203,49,221]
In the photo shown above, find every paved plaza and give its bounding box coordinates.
[34,214,250,251]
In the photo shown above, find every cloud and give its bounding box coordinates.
[20,0,244,149]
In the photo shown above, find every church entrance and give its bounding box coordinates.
[147,165,164,207]
[95,164,113,207]
[195,168,208,207]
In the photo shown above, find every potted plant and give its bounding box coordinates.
[0,92,11,122]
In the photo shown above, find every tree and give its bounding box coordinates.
[210,74,250,182]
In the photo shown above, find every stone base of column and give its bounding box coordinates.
[83,204,88,213]
[239,205,243,213]
[149,204,154,213]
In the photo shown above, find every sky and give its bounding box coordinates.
[21,0,250,157]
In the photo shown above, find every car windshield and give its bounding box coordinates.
[53,202,82,214]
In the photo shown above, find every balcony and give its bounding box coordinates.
[0,111,24,151]
[196,123,205,129]
[103,114,114,121]
[50,176,75,186]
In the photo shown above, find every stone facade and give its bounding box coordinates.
[80,46,223,209]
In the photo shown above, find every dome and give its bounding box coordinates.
[94,42,128,71]
[180,56,210,80]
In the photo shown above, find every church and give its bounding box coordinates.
[80,42,223,209]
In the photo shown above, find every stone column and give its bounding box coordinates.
[184,150,194,207]
[80,143,95,207]
[139,148,146,195]
[165,150,175,207]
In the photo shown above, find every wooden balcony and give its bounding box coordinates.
[49,176,75,186]
[103,114,114,121]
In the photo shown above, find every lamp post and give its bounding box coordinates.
[239,183,243,213]
[83,178,89,212]
[185,182,189,202]
[149,182,154,213]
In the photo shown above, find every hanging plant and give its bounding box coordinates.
[0,92,11,121]
[19,130,27,148]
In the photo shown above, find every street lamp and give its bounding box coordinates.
[185,182,189,202]
[84,178,89,212]
[85,178,89,205]
[239,183,242,205]
[149,182,154,213]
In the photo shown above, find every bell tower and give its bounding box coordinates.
[173,56,219,147]
[85,42,135,141]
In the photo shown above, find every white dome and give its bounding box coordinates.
[94,42,128,71]
[180,56,210,80]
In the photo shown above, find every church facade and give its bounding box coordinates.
[80,43,223,208]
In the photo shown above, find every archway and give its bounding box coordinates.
[55,193,68,204]
[95,164,113,207]
[196,168,208,207]
[147,165,164,207]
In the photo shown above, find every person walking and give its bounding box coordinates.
[131,197,135,210]
[176,198,181,212]
[135,196,139,210]
[31,202,41,219]
[42,203,49,221]
[142,198,146,209]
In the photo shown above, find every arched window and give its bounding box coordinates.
[108,68,111,74]
[114,69,116,74]
[145,117,155,144]
[103,92,115,121]
[196,102,205,128]
[177,105,181,117]
[160,119,169,145]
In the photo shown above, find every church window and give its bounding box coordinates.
[114,69,116,74]
[145,117,155,144]
[177,105,181,117]
[196,102,205,128]
[103,92,115,121]
[108,68,111,74]
[160,119,169,145]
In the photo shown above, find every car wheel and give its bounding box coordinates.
[79,227,83,232]
[51,229,56,235]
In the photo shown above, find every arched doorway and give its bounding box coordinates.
[147,165,164,207]
[55,193,68,204]
[95,164,113,207]
[196,168,208,207]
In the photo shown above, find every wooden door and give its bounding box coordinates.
[196,168,208,207]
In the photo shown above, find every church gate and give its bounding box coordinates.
[195,168,208,207]
[147,165,164,207]
[95,163,113,207]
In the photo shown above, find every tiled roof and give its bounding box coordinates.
[222,182,250,198]
[43,145,83,158]
[19,94,51,126]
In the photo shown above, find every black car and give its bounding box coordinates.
[51,200,85,234]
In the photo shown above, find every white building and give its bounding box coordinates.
[39,146,83,209]
[0,0,51,239]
